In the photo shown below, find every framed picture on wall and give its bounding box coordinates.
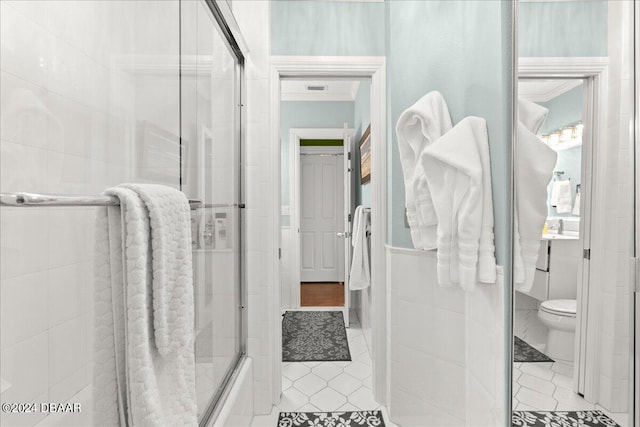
[359,124,371,184]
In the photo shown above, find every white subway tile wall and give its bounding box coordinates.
[595,0,634,413]
[231,1,276,415]
[388,248,506,426]
[0,1,182,425]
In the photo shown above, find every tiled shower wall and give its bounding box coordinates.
[231,0,276,415]
[0,1,180,425]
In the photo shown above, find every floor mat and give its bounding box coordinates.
[278,411,385,427]
[514,336,554,363]
[282,311,351,362]
[512,410,620,426]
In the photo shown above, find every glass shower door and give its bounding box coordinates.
[180,1,244,422]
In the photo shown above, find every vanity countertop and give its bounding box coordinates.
[542,233,579,240]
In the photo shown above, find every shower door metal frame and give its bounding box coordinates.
[188,1,247,426]
[633,0,639,424]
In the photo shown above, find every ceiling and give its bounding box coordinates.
[281,80,362,102]
[518,79,583,103]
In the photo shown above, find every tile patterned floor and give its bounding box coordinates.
[251,310,397,427]
[513,309,628,427]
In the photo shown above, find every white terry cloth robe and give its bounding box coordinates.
[420,116,494,291]
[515,99,558,291]
[349,205,371,290]
[93,184,198,427]
[518,98,548,134]
[396,91,453,249]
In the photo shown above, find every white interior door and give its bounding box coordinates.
[299,148,344,283]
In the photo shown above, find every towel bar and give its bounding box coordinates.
[0,192,206,208]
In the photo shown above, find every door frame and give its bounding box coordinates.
[290,129,354,319]
[270,56,387,404]
[519,57,609,400]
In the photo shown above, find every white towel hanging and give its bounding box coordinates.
[572,191,581,216]
[554,180,572,214]
[420,116,496,290]
[93,184,198,426]
[396,91,453,249]
[349,205,371,290]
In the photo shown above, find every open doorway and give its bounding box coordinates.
[514,57,633,426]
[279,79,368,327]
[277,77,377,410]
[270,56,387,414]
[299,140,347,308]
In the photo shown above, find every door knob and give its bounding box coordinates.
[337,232,351,238]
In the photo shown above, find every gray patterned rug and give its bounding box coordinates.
[514,336,554,363]
[512,410,620,426]
[282,311,351,362]
[278,411,385,426]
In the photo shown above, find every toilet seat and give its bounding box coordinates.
[540,299,577,317]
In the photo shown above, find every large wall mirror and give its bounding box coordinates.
[513,1,635,426]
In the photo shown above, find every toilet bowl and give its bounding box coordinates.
[537,299,577,362]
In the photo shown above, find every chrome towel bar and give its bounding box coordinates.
[0,192,240,209]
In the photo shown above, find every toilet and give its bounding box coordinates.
[537,299,577,362]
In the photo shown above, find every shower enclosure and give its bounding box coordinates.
[0,1,245,426]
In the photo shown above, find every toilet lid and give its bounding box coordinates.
[540,299,577,317]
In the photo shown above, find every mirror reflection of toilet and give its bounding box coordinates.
[538,298,577,362]
[520,227,581,363]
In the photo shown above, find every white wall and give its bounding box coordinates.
[352,81,372,353]
[0,3,265,426]
[280,229,291,310]
[387,247,505,426]
[592,0,634,412]
[230,1,276,415]
[0,2,186,425]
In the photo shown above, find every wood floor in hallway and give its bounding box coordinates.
[300,282,344,307]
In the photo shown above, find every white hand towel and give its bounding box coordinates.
[94,184,198,427]
[554,180,572,213]
[572,191,581,216]
[420,117,490,291]
[550,179,559,207]
[349,205,371,290]
[396,91,453,249]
